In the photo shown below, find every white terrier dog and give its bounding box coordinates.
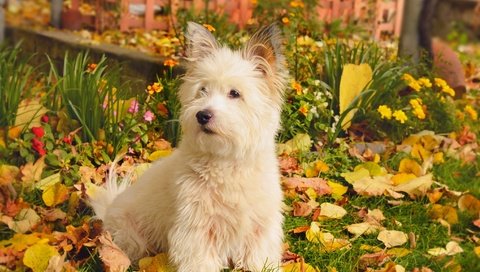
[90,22,288,271]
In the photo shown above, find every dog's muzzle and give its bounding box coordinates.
[196,110,213,125]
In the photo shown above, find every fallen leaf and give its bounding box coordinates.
[327,180,348,200]
[23,243,59,272]
[138,253,174,272]
[377,230,408,248]
[293,201,313,217]
[148,150,172,161]
[277,134,312,155]
[35,173,61,190]
[339,63,372,129]
[42,183,69,207]
[427,189,444,204]
[428,241,463,256]
[386,247,411,257]
[346,222,382,236]
[319,203,347,219]
[474,246,480,257]
[458,194,480,215]
[306,222,351,252]
[394,174,434,198]
[358,251,390,269]
[398,158,423,176]
[98,232,131,271]
[45,253,66,272]
[0,164,20,186]
[15,99,48,130]
[282,261,318,272]
[20,157,46,188]
[0,233,43,251]
[429,204,458,225]
[1,208,40,233]
[282,177,332,196]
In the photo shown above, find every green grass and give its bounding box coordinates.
[432,156,480,197]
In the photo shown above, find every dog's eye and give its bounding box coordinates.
[228,89,240,99]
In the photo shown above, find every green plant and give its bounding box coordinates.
[0,43,35,144]
[47,51,136,158]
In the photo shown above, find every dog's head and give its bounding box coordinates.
[179,22,288,158]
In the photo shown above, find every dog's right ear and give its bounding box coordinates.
[184,22,219,61]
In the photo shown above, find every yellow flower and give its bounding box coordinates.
[315,161,329,173]
[202,24,216,32]
[299,104,309,116]
[146,82,163,95]
[418,77,432,88]
[282,17,290,25]
[290,0,305,8]
[412,107,426,119]
[291,80,302,95]
[434,77,455,97]
[377,105,392,120]
[402,73,422,92]
[393,110,407,124]
[409,98,426,119]
[464,105,478,120]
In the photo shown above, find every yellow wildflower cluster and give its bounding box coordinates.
[393,110,408,124]
[401,73,422,92]
[464,105,478,120]
[146,82,163,95]
[377,105,408,123]
[417,77,432,88]
[409,98,426,120]
[377,105,392,120]
[291,80,302,95]
[434,78,455,97]
[290,0,305,8]
[299,104,309,116]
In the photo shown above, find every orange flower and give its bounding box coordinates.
[146,82,163,95]
[282,17,290,25]
[87,63,97,73]
[202,24,216,32]
[163,59,179,68]
[299,104,308,116]
[291,81,302,95]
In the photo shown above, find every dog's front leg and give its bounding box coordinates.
[168,224,224,272]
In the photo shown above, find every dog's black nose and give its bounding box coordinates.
[196,110,213,125]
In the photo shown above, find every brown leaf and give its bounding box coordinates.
[98,232,131,271]
[292,201,313,217]
[279,156,300,175]
[20,157,45,188]
[282,177,332,196]
[458,194,480,215]
[292,225,310,234]
[358,251,391,269]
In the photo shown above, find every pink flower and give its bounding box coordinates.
[31,126,45,138]
[31,138,46,156]
[128,100,139,114]
[143,110,155,123]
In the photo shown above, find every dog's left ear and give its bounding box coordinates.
[244,24,288,100]
[185,22,219,61]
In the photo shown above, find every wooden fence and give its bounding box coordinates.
[61,0,404,39]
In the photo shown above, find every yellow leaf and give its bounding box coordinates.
[398,158,422,176]
[341,168,370,184]
[282,261,318,272]
[42,183,69,207]
[394,174,433,198]
[36,173,61,190]
[391,173,417,185]
[339,63,372,129]
[277,134,312,155]
[15,99,48,130]
[305,187,318,201]
[359,244,383,252]
[327,180,348,200]
[428,204,458,225]
[474,246,480,257]
[139,253,175,272]
[354,162,387,176]
[386,247,411,257]
[305,166,318,178]
[458,194,480,215]
[0,233,42,251]
[23,243,59,272]
[319,203,347,219]
[306,222,350,252]
[346,222,382,236]
[148,150,172,162]
[377,230,408,248]
[0,164,20,186]
[411,144,431,162]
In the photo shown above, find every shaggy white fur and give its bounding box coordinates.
[90,22,289,271]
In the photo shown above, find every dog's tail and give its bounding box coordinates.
[88,157,132,221]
